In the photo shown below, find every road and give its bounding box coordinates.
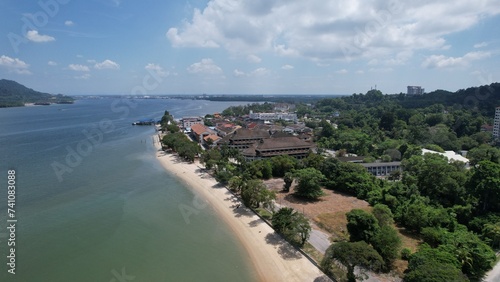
[484,255,500,282]
[309,229,331,254]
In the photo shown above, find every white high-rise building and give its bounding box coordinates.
[494,107,500,139]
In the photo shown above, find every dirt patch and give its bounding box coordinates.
[264,177,421,280]
[266,178,371,217]
[265,178,372,240]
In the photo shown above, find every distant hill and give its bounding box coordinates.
[0,79,73,107]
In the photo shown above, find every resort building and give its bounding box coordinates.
[214,122,240,137]
[203,134,221,147]
[190,124,216,143]
[242,136,315,161]
[182,117,204,129]
[407,86,425,95]
[219,128,271,150]
[494,106,500,139]
[360,162,402,177]
[219,128,314,160]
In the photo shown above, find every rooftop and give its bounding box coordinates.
[191,123,211,135]
[422,149,469,164]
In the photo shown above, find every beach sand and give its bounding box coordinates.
[153,136,327,282]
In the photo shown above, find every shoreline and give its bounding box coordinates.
[153,135,326,282]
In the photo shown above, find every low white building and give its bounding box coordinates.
[361,162,402,177]
[422,149,470,167]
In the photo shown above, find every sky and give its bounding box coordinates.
[1,0,500,95]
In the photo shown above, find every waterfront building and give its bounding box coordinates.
[241,136,314,161]
[182,117,204,128]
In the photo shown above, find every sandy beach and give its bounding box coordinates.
[153,135,327,282]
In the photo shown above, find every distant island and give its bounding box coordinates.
[0,79,74,108]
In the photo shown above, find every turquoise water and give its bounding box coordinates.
[0,99,256,281]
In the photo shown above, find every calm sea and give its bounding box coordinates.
[0,98,256,282]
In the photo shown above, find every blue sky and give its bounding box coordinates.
[1,0,499,95]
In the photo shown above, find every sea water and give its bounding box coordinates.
[0,98,256,282]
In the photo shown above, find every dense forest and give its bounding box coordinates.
[0,79,74,107]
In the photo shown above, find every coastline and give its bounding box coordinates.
[153,135,326,282]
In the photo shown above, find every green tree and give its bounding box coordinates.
[346,209,380,243]
[301,153,325,170]
[372,204,394,227]
[228,176,244,193]
[321,241,384,282]
[404,244,466,282]
[319,119,335,138]
[245,160,273,179]
[467,144,500,165]
[371,225,402,268]
[270,155,297,177]
[333,162,377,199]
[403,153,466,207]
[441,225,496,279]
[241,179,275,208]
[200,149,222,170]
[482,222,500,249]
[166,123,180,133]
[466,160,500,213]
[272,207,311,246]
[293,168,325,199]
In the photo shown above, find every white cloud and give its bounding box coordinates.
[87,59,97,64]
[336,69,348,74]
[233,69,246,77]
[250,67,270,76]
[422,51,490,69]
[145,63,169,77]
[65,20,74,26]
[48,61,57,66]
[68,64,90,72]
[473,42,488,48]
[0,55,31,74]
[247,54,262,63]
[75,74,90,80]
[356,70,364,74]
[281,64,294,70]
[94,59,120,70]
[166,0,500,62]
[187,58,223,74]
[26,30,55,43]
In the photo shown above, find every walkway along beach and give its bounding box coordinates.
[153,135,328,282]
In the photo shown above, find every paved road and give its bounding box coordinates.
[484,256,500,282]
[309,229,331,254]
